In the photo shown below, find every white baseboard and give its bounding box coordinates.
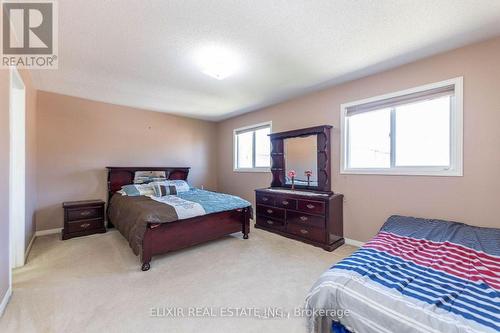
[35,227,62,237]
[25,235,35,261]
[345,238,365,247]
[0,287,12,318]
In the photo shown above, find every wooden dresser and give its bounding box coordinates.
[62,200,106,240]
[255,188,343,251]
[254,125,344,251]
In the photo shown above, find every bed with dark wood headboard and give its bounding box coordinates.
[106,167,251,271]
[107,166,190,203]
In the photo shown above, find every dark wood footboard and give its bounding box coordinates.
[140,207,251,271]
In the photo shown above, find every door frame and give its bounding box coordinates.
[9,66,26,280]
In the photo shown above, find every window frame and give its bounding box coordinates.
[233,121,272,172]
[340,77,463,176]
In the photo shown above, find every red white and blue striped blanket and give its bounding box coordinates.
[305,216,500,333]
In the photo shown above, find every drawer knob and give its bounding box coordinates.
[266,220,274,225]
[266,209,273,214]
[80,210,92,216]
[262,197,269,201]
[282,200,289,205]
[300,216,308,222]
[300,229,309,235]
[306,204,315,209]
[80,223,91,228]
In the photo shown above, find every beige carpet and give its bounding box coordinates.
[0,226,356,333]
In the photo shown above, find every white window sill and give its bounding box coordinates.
[233,168,271,173]
[340,168,463,177]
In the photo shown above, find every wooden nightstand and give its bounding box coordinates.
[62,200,106,240]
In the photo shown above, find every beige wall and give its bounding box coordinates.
[217,37,500,242]
[35,92,218,231]
[0,68,37,306]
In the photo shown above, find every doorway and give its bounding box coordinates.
[9,67,26,276]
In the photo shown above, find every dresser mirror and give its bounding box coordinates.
[284,136,318,187]
[269,125,332,193]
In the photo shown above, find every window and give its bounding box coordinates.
[341,77,463,176]
[234,122,272,172]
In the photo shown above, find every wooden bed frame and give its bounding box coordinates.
[106,167,251,271]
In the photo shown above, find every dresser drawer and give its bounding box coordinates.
[297,199,325,215]
[67,207,101,221]
[256,205,285,220]
[287,223,325,243]
[256,216,285,230]
[275,197,297,210]
[287,210,325,229]
[66,218,103,233]
[256,194,275,206]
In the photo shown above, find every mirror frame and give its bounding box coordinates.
[269,125,332,193]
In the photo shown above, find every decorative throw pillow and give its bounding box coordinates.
[150,180,190,193]
[152,183,177,197]
[121,184,155,197]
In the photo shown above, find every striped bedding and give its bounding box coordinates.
[305,215,500,333]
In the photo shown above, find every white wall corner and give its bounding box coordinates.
[0,287,12,318]
[344,238,365,247]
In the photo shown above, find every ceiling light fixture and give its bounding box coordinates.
[194,45,241,80]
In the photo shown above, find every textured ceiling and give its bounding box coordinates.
[32,0,500,121]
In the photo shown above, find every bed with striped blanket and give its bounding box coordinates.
[305,215,500,333]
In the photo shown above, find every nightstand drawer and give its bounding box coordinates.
[66,218,103,233]
[256,205,285,220]
[67,207,101,221]
[62,200,106,240]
